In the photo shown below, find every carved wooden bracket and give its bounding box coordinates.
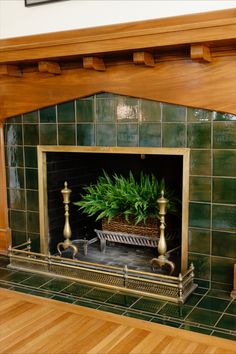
[190,45,212,63]
[83,57,106,71]
[133,52,155,67]
[38,61,61,74]
[0,64,22,77]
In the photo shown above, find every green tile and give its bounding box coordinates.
[213,178,236,204]
[62,283,92,297]
[25,168,38,190]
[193,287,209,295]
[52,295,75,303]
[187,108,213,122]
[21,274,53,287]
[0,268,15,279]
[8,189,25,209]
[117,124,138,147]
[123,311,152,321]
[5,146,24,167]
[4,124,23,145]
[188,253,210,280]
[214,113,236,121]
[7,167,25,189]
[40,106,56,123]
[23,124,39,146]
[23,111,38,123]
[76,99,94,122]
[188,228,210,254]
[213,150,236,177]
[58,101,75,123]
[40,124,57,145]
[5,271,32,283]
[139,123,161,147]
[195,279,210,289]
[11,286,33,295]
[96,124,116,146]
[140,99,161,122]
[162,103,186,122]
[197,296,229,312]
[212,231,236,258]
[40,278,73,292]
[26,190,39,211]
[213,122,236,149]
[11,230,27,247]
[116,96,139,122]
[10,210,26,231]
[180,324,212,335]
[0,283,13,290]
[162,123,186,147]
[5,115,22,124]
[96,97,116,123]
[27,232,40,253]
[30,290,53,299]
[189,202,211,228]
[210,282,232,292]
[77,124,95,146]
[27,211,39,233]
[24,147,37,168]
[98,305,124,315]
[82,288,114,302]
[185,307,221,326]
[58,124,76,145]
[189,176,211,202]
[185,294,202,307]
[207,289,231,300]
[212,331,236,341]
[151,317,181,328]
[131,298,165,314]
[74,300,99,309]
[157,303,193,320]
[212,205,236,231]
[187,123,211,148]
[190,150,211,176]
[211,257,235,285]
[216,314,236,331]
[106,293,139,308]
[226,301,236,315]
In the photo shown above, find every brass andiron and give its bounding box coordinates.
[151,190,175,275]
[57,181,78,259]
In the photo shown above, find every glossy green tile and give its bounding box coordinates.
[24,147,37,168]
[96,97,115,123]
[216,314,236,331]
[212,331,236,341]
[131,298,165,314]
[162,103,186,122]
[116,96,139,122]
[26,190,39,211]
[106,293,139,308]
[62,283,92,297]
[76,99,94,122]
[184,294,202,307]
[27,211,39,233]
[207,289,231,300]
[162,123,186,147]
[213,122,236,149]
[210,282,232,292]
[187,108,213,122]
[214,113,236,121]
[180,324,212,335]
[151,317,181,328]
[0,283,13,290]
[74,300,99,309]
[27,232,40,253]
[188,228,210,254]
[0,268,14,279]
[123,311,152,321]
[11,286,33,294]
[52,295,75,303]
[77,124,95,146]
[40,278,73,292]
[158,303,192,320]
[213,178,236,204]
[189,176,211,202]
[25,168,38,190]
[140,99,161,122]
[96,124,116,146]
[23,124,39,146]
[8,189,25,209]
[139,123,161,147]
[58,124,76,145]
[197,296,229,312]
[226,301,236,315]
[5,146,24,167]
[58,101,75,122]
[5,271,32,283]
[188,253,210,280]
[195,279,210,289]
[212,231,236,258]
[193,287,209,295]
[212,205,236,231]
[40,106,56,123]
[190,150,211,176]
[10,210,26,231]
[98,305,124,315]
[6,115,22,124]
[185,308,221,326]
[23,111,38,123]
[11,230,27,247]
[83,288,114,302]
[117,124,138,147]
[7,167,25,189]
[213,150,236,177]
[211,257,235,285]
[187,123,211,148]
[4,124,23,145]
[40,124,57,145]
[189,202,211,228]
[21,274,53,287]
[30,290,53,299]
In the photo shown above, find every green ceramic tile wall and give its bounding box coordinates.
[3,94,236,288]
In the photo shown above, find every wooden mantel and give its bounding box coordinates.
[1,8,236,253]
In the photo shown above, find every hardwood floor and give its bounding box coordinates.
[0,288,235,354]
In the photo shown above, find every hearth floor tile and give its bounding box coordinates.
[180,324,212,335]
[215,314,236,331]
[196,296,230,312]
[185,308,222,326]
[151,317,181,328]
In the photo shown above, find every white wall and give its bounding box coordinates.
[1,0,236,39]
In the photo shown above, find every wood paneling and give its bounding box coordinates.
[0,288,235,354]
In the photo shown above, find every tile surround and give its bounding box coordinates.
[3,94,236,290]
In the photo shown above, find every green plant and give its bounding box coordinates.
[74,170,180,224]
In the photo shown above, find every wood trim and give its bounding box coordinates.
[231,264,236,299]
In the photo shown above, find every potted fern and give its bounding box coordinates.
[74,170,180,237]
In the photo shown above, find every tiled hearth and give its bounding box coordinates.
[3,93,236,291]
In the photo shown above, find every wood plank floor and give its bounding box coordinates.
[0,288,235,354]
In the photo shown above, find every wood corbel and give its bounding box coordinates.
[0,64,22,77]
[190,45,212,63]
[38,61,61,74]
[133,52,155,67]
[83,57,106,71]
